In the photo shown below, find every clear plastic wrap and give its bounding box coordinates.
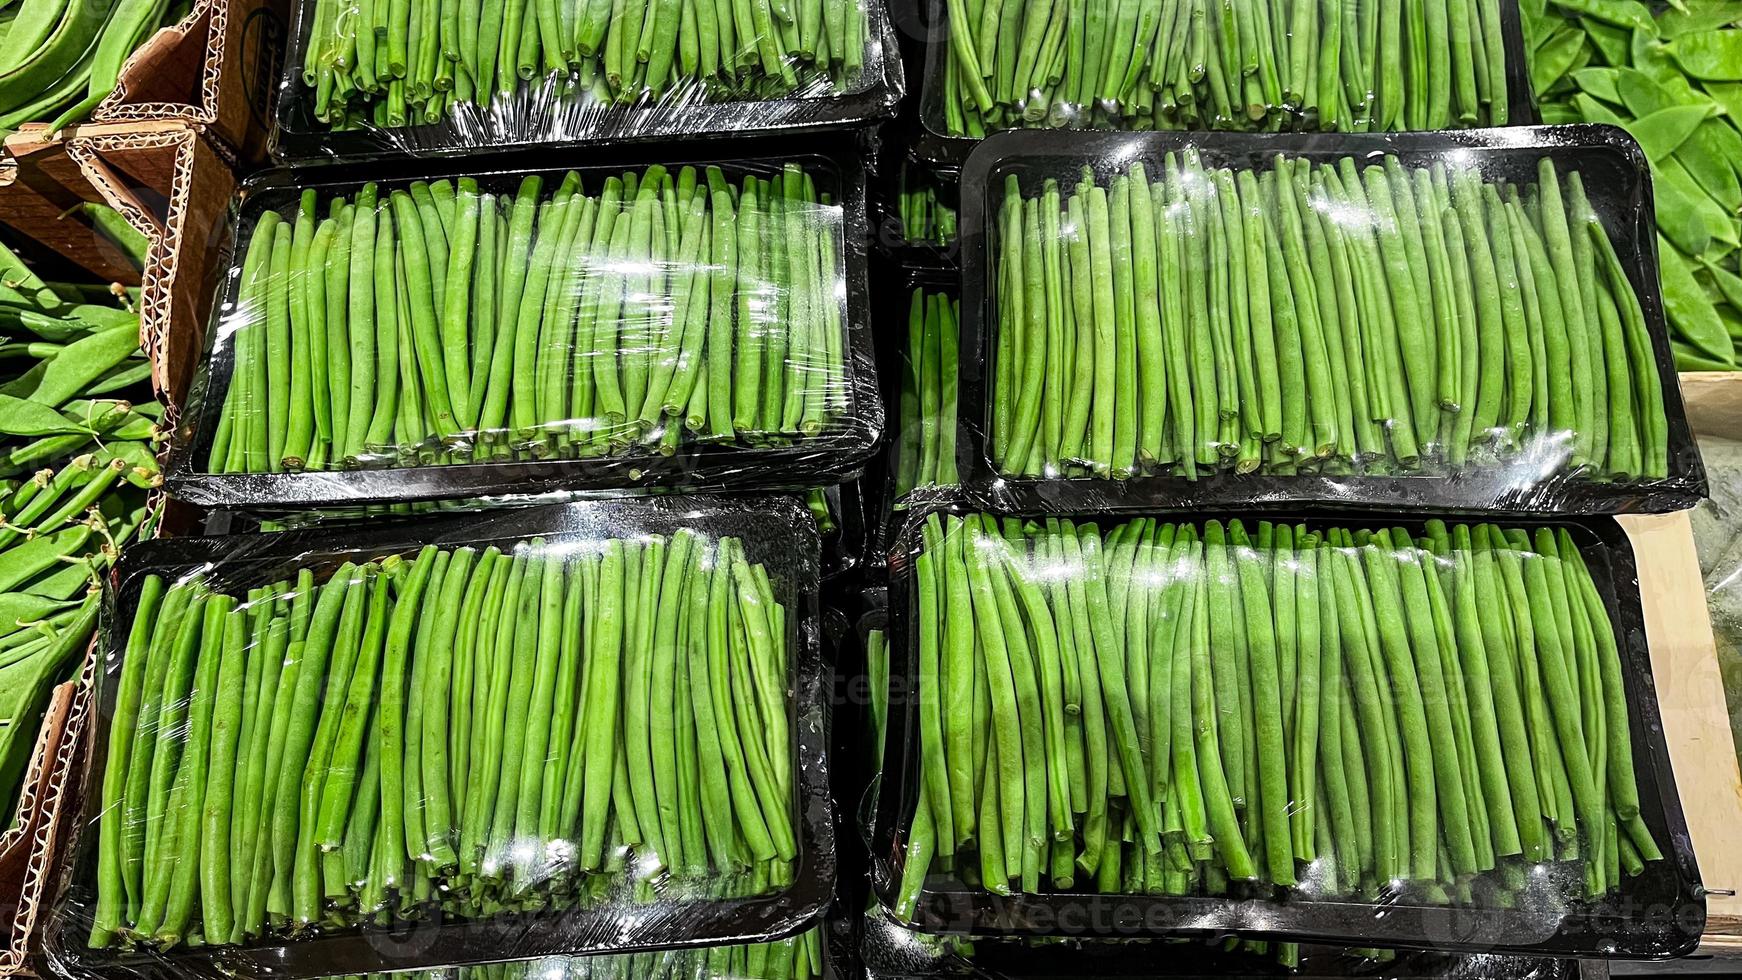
[47,496,836,978]
[859,906,1589,979]
[869,507,1700,956]
[201,483,866,580]
[912,0,1537,162]
[1693,429,1742,767]
[311,925,834,979]
[956,127,1705,514]
[273,0,904,162]
[165,148,882,509]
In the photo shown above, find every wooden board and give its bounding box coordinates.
[1664,372,1742,951]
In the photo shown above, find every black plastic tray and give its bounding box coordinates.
[858,910,1591,979]
[271,1,905,165]
[956,125,1707,517]
[196,483,868,582]
[47,496,838,979]
[910,0,1541,166]
[165,140,884,510]
[868,503,1703,958]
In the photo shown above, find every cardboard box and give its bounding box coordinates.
[1682,372,1742,443]
[0,122,231,976]
[89,0,288,164]
[2,121,238,417]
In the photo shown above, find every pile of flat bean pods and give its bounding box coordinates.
[87,533,799,950]
[894,515,1660,915]
[1529,5,1742,372]
[297,0,873,131]
[0,0,186,135]
[0,223,161,823]
[989,151,1668,481]
[933,0,1512,136]
[323,927,825,980]
[205,164,852,476]
[895,288,961,496]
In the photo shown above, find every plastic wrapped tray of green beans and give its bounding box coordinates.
[868,506,1701,956]
[164,146,882,509]
[273,0,904,162]
[875,264,962,557]
[879,159,960,254]
[45,496,836,978]
[911,0,1538,163]
[954,127,1705,515]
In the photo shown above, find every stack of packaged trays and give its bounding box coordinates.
[864,124,1709,963]
[43,114,895,978]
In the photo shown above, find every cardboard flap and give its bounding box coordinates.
[0,130,148,285]
[105,2,212,107]
[0,678,77,979]
[1681,372,1742,443]
[64,124,234,410]
[93,0,285,163]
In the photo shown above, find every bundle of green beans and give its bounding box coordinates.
[990,151,1669,482]
[205,164,851,476]
[0,228,162,824]
[898,167,958,247]
[0,0,187,135]
[298,0,871,131]
[893,514,1661,917]
[934,0,1511,136]
[1528,7,1742,372]
[895,288,960,497]
[323,927,825,980]
[88,532,800,950]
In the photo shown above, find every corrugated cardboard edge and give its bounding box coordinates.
[0,678,79,980]
[91,0,285,164]
[8,653,95,980]
[0,127,154,285]
[66,123,235,418]
[0,680,73,894]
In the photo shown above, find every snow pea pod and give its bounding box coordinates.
[4,326,138,407]
[1658,238,1734,361]
[1629,103,1716,161]
[1665,30,1742,80]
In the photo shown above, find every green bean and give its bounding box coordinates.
[1228,520,1293,884]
